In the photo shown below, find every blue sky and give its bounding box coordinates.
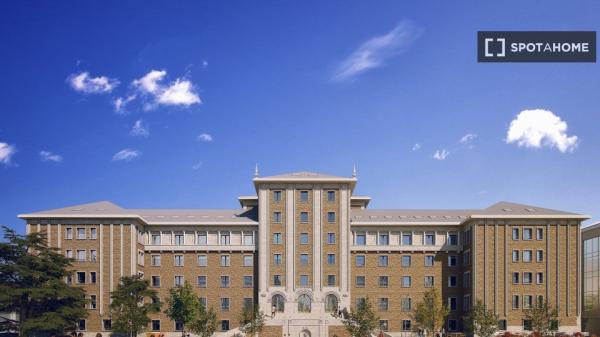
[1,1,599,233]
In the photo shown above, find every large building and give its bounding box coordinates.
[19,171,588,337]
[582,222,600,335]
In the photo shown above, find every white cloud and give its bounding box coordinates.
[331,21,423,81]
[39,151,63,162]
[112,149,141,161]
[433,149,449,160]
[460,133,477,144]
[68,71,119,94]
[0,142,16,165]
[133,70,201,108]
[506,109,578,153]
[192,161,203,170]
[113,94,136,114]
[202,60,208,68]
[196,133,213,142]
[412,143,421,151]
[130,120,149,137]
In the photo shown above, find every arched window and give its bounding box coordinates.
[325,294,338,312]
[298,294,311,313]
[272,294,285,312]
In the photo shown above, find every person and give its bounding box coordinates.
[96,334,103,337]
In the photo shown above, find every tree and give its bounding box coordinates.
[464,300,499,337]
[342,298,379,337]
[238,305,266,336]
[189,302,218,337]
[0,226,88,337]
[165,282,199,337]
[109,275,161,337]
[413,288,449,335]
[523,300,559,337]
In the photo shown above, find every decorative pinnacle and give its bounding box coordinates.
[352,164,357,178]
[254,163,259,177]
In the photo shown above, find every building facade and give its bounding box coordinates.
[582,222,600,335]
[19,171,588,337]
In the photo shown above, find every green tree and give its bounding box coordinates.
[523,300,559,337]
[464,300,499,337]
[413,288,449,335]
[238,305,266,336]
[165,282,199,337]
[342,298,379,337]
[109,275,161,337]
[189,302,218,337]
[0,226,88,337]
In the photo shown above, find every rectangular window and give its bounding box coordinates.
[327,191,336,202]
[273,190,282,202]
[90,295,97,309]
[220,320,230,332]
[103,319,112,331]
[448,319,458,332]
[300,275,309,287]
[355,255,365,267]
[448,233,458,245]
[152,234,161,245]
[536,228,544,240]
[356,297,366,308]
[273,275,282,286]
[151,320,160,331]
[378,276,389,287]
[512,250,520,262]
[77,228,86,240]
[66,228,73,240]
[220,255,230,267]
[300,233,309,244]
[220,298,230,311]
[512,272,520,284]
[463,251,471,265]
[402,320,412,331]
[174,255,184,266]
[174,234,184,245]
[273,233,282,244]
[220,233,230,245]
[463,272,471,288]
[197,255,207,267]
[90,228,97,239]
[78,319,86,331]
[356,276,366,287]
[523,319,533,331]
[243,233,253,245]
[66,250,73,259]
[523,228,533,240]
[401,298,411,312]
[448,275,457,287]
[378,233,389,245]
[448,255,457,267]
[152,276,161,287]
[402,276,412,288]
[378,298,389,311]
[300,254,309,265]
[537,295,544,306]
[197,276,207,287]
[425,255,434,267]
[425,276,435,287]
[327,275,335,286]
[537,272,544,284]
[273,212,282,223]
[175,322,184,331]
[327,254,335,265]
[464,295,471,311]
[243,255,253,267]
[90,250,97,262]
[402,255,411,267]
[512,228,520,240]
[512,295,520,309]
[77,250,86,262]
[536,250,544,262]
[300,191,309,202]
[523,250,532,262]
[380,320,389,331]
[90,271,96,283]
[402,233,413,245]
[220,276,230,288]
[300,212,309,223]
[327,233,336,244]
[274,254,282,266]
[76,271,86,284]
[425,232,436,245]
[327,212,336,223]
[523,272,532,284]
[355,233,366,245]
[523,295,533,309]
[243,298,253,310]
[174,276,184,287]
[199,297,207,307]
[449,297,457,311]
[378,255,388,267]
[197,233,207,245]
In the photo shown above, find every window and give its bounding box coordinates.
[197,276,207,287]
[175,321,184,331]
[425,232,436,245]
[150,255,161,266]
[199,297,207,307]
[327,212,336,223]
[174,255,184,266]
[355,233,366,245]
[523,228,533,240]
[77,272,86,284]
[66,250,73,259]
[197,233,207,245]
[463,272,471,288]
[174,276,184,287]
[464,295,471,311]
[220,233,230,245]
[220,298,230,311]
[274,254,282,266]
[273,275,282,286]
[90,250,97,262]
[174,234,184,245]
[78,319,86,331]
[66,275,72,284]
[272,294,285,312]
[90,271,96,283]
[151,320,160,331]
[425,255,434,267]
[425,276,435,287]
[448,255,457,267]
[90,295,97,309]
[448,319,458,332]
[152,234,161,245]
[77,250,86,262]
[327,191,336,202]
[378,298,389,311]
[378,233,389,245]
[220,276,230,288]
[273,233,282,244]
[274,190,282,202]
[536,250,544,262]
[523,250,532,262]
[380,320,389,331]
[512,272,520,284]
[448,233,458,245]
[90,228,97,239]
[300,233,309,244]
[378,255,388,267]
[536,228,544,240]
[325,294,338,312]
[77,228,86,240]
[300,275,309,287]
[402,233,413,245]
[244,255,253,267]
[537,295,544,306]
[300,191,309,202]
[327,233,336,244]
[537,272,544,284]
[463,251,471,265]
[498,320,507,331]
[402,320,412,331]
[327,254,335,265]
[327,275,335,286]
[220,320,230,331]
[523,272,532,284]
[273,212,282,223]
[356,276,366,287]
[300,254,309,265]
[402,276,412,287]
[523,295,533,309]
[197,255,207,267]
[401,297,412,312]
[512,250,520,262]
[512,228,520,240]
[378,276,389,287]
[402,255,411,267]
[244,298,253,310]
[220,255,230,266]
[449,297,457,311]
[152,276,161,287]
[103,319,112,331]
[356,255,365,267]
[300,212,309,223]
[243,233,254,245]
[298,294,311,312]
[356,297,366,308]
[448,275,457,287]
[523,319,532,331]
[65,228,73,240]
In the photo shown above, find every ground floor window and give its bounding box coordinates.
[379,320,389,331]
[448,319,458,331]
[151,320,160,331]
[523,319,532,331]
[175,321,184,331]
[103,319,112,331]
[272,294,285,312]
[402,320,411,331]
[78,320,86,331]
[498,319,507,330]
[298,294,311,313]
[220,320,230,331]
